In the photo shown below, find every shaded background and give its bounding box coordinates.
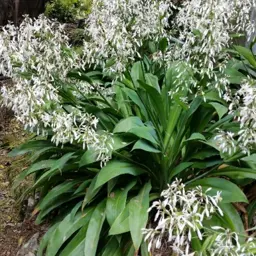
[0,0,48,26]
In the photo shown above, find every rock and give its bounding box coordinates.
[16,233,39,256]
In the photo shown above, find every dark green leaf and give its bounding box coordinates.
[188,178,248,203]
[132,139,161,153]
[84,201,106,256]
[95,161,145,189]
[129,181,151,250]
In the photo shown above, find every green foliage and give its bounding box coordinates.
[11,57,256,255]
[45,0,91,22]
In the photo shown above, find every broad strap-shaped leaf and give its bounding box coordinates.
[79,149,99,167]
[121,87,148,119]
[60,225,88,256]
[38,222,60,256]
[101,237,122,256]
[219,203,246,244]
[46,208,93,256]
[114,116,144,133]
[132,139,161,153]
[212,165,256,180]
[82,175,101,208]
[169,162,193,181]
[106,180,136,226]
[112,135,135,151]
[129,126,159,145]
[13,159,56,189]
[234,45,256,67]
[187,178,248,203]
[8,140,53,157]
[84,200,106,256]
[209,102,228,119]
[186,133,206,142]
[33,152,75,188]
[145,73,160,92]
[109,205,130,235]
[130,61,145,87]
[95,160,145,189]
[129,181,152,250]
[36,180,80,211]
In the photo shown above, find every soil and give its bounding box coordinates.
[0,107,46,256]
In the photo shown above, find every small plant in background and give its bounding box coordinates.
[45,0,91,22]
[1,0,256,255]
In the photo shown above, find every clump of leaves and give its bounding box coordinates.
[45,0,91,23]
[11,58,256,255]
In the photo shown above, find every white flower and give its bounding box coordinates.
[218,79,256,155]
[0,15,113,164]
[142,179,223,255]
[83,0,174,74]
[209,228,256,256]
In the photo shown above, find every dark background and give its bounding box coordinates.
[0,0,48,26]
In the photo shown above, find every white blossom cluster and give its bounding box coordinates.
[83,0,174,74]
[142,179,223,255]
[208,227,256,256]
[215,79,256,155]
[0,15,112,164]
[173,0,256,77]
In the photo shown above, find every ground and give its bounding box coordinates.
[0,108,46,256]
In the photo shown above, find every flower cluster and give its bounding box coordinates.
[216,79,256,155]
[209,227,256,256]
[174,0,256,76]
[142,179,223,255]
[83,0,174,74]
[0,15,112,164]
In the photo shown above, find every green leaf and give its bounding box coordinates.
[201,234,218,255]
[190,149,219,160]
[122,87,148,119]
[129,181,151,250]
[234,45,256,67]
[82,175,101,208]
[132,139,161,153]
[33,153,75,188]
[13,159,56,189]
[46,209,93,256]
[248,200,256,226]
[84,201,106,256]
[74,180,91,195]
[79,149,98,167]
[210,102,228,119]
[145,73,160,93]
[212,166,256,180]
[242,154,256,169]
[106,181,136,226]
[37,180,79,211]
[109,205,130,235]
[101,237,122,256]
[219,203,246,243]
[8,140,53,157]
[60,225,88,256]
[38,222,60,256]
[224,67,245,84]
[159,37,168,53]
[129,126,159,145]
[112,135,135,151]
[131,62,145,87]
[114,117,144,133]
[187,178,248,203]
[95,161,145,189]
[186,133,206,141]
[141,240,150,256]
[169,162,193,181]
